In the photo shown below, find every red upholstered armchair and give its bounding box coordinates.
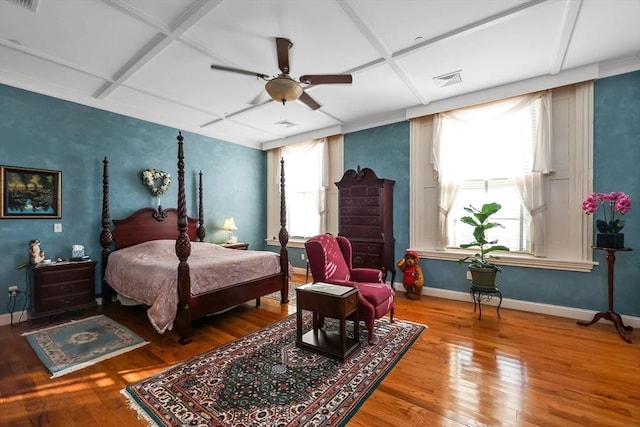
[305,234,395,344]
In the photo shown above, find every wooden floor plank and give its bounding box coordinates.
[1,274,638,426]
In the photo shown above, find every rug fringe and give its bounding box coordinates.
[21,314,105,336]
[121,388,159,427]
[50,341,150,378]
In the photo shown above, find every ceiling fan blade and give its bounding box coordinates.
[299,91,321,110]
[248,90,270,105]
[210,64,269,80]
[299,74,353,85]
[276,37,292,74]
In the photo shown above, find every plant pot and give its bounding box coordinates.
[596,233,624,249]
[469,266,498,289]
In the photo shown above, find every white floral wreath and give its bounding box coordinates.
[141,168,171,196]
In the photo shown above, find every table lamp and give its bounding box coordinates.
[223,217,238,243]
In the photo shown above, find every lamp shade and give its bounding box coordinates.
[222,217,238,231]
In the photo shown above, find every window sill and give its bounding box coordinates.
[266,238,306,249]
[418,249,597,272]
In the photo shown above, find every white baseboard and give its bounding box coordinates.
[0,310,28,327]
[0,297,104,327]
[413,284,640,329]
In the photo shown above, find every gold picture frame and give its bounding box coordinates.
[0,165,61,219]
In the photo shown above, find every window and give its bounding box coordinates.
[281,139,327,238]
[437,94,543,254]
[267,135,343,247]
[410,82,595,271]
[447,179,531,253]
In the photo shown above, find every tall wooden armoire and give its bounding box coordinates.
[335,166,395,284]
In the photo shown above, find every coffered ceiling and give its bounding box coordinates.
[1,0,639,149]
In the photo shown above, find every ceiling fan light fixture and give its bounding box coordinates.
[265,76,303,105]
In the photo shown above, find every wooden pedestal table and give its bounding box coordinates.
[577,247,633,343]
[296,283,359,362]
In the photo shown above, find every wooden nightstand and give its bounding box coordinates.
[221,242,249,250]
[28,261,98,326]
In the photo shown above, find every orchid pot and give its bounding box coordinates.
[582,192,631,249]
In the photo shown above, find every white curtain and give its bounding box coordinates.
[280,138,328,236]
[510,91,553,256]
[431,114,459,250]
[431,91,553,255]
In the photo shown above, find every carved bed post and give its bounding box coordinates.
[197,170,206,242]
[175,132,193,344]
[100,157,114,305]
[279,157,290,303]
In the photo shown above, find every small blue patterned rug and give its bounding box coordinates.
[123,312,425,426]
[23,315,148,378]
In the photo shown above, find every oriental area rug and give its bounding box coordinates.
[23,315,148,378]
[123,313,425,426]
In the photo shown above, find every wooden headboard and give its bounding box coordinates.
[99,156,206,255]
[111,207,198,250]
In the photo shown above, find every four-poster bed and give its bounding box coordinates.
[100,132,290,344]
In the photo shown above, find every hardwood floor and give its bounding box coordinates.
[1,275,639,426]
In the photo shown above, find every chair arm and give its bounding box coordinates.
[350,268,383,283]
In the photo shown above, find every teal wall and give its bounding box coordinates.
[344,71,640,317]
[0,84,267,315]
[344,121,410,270]
[2,71,638,318]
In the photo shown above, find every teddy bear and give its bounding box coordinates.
[396,250,424,300]
[29,239,45,265]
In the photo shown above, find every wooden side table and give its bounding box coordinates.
[296,283,359,361]
[577,247,633,343]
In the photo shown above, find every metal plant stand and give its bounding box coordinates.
[470,285,502,320]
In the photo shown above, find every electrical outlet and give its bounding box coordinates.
[8,285,19,297]
[54,223,62,232]
[466,271,472,280]
[300,253,305,260]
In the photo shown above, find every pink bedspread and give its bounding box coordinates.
[104,240,290,333]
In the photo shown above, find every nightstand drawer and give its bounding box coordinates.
[38,265,94,284]
[39,279,91,298]
[38,291,92,312]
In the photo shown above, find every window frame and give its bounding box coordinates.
[266,135,343,249]
[409,83,596,272]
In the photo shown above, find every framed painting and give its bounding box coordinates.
[0,165,61,219]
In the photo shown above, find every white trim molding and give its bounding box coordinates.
[410,285,640,329]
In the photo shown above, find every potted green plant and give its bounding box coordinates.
[457,202,510,288]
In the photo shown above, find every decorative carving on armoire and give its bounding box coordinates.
[335,166,395,285]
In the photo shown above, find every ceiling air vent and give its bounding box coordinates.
[5,0,39,12]
[433,70,463,88]
[274,120,297,128]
